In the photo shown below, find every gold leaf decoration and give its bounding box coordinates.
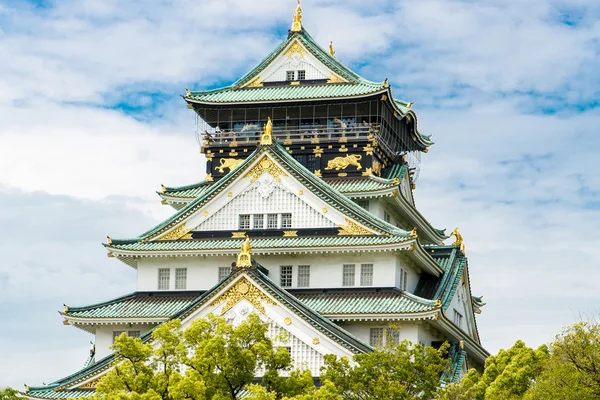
[244,156,287,183]
[327,74,344,84]
[158,223,192,241]
[285,40,307,57]
[247,77,263,88]
[210,277,277,315]
[338,219,373,236]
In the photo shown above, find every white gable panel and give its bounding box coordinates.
[196,174,336,231]
[263,53,329,82]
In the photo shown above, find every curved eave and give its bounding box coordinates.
[404,240,445,276]
[62,314,169,326]
[324,309,440,321]
[435,313,490,365]
[183,86,388,106]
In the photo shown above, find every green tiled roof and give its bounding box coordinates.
[109,235,411,253]
[187,82,386,104]
[442,344,467,383]
[293,290,436,315]
[161,181,212,199]
[25,388,96,399]
[110,141,410,246]
[63,292,202,319]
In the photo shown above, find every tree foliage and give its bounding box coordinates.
[321,340,449,400]
[438,340,548,400]
[0,388,19,400]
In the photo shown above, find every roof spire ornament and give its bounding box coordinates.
[451,227,465,253]
[329,41,336,57]
[236,235,252,268]
[291,0,303,32]
[260,117,273,145]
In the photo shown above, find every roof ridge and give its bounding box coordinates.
[64,292,137,312]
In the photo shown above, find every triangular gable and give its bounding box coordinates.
[110,142,410,246]
[242,38,347,87]
[234,30,366,89]
[178,271,360,375]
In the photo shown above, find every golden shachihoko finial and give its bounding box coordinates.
[260,117,273,145]
[236,235,252,268]
[291,0,303,32]
[329,41,336,57]
[451,227,465,253]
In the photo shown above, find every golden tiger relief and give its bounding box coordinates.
[324,154,362,171]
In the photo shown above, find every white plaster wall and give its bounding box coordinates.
[337,321,420,345]
[136,253,422,292]
[95,324,156,359]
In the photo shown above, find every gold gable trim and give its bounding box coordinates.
[244,156,288,183]
[157,223,192,241]
[210,276,277,315]
[338,219,373,236]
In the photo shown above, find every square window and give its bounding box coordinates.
[342,264,355,287]
[297,70,306,80]
[128,331,140,338]
[267,214,279,229]
[112,331,125,343]
[219,266,231,281]
[253,214,265,229]
[175,268,187,290]
[281,213,292,229]
[239,214,250,230]
[297,265,310,287]
[158,268,170,290]
[280,265,293,287]
[386,328,400,346]
[360,264,373,286]
[369,328,384,347]
[286,71,295,81]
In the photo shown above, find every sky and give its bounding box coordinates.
[1,0,600,389]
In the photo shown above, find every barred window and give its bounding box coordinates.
[239,214,250,230]
[112,331,125,343]
[400,268,408,291]
[286,71,295,81]
[253,214,265,229]
[175,268,187,290]
[219,266,231,281]
[280,265,293,287]
[386,328,400,346]
[281,213,292,229]
[297,70,306,80]
[360,264,373,286]
[453,310,463,327]
[158,268,170,290]
[369,328,384,347]
[384,211,391,224]
[267,214,279,229]
[128,331,140,338]
[342,264,355,287]
[297,265,310,287]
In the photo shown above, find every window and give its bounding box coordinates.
[297,70,306,80]
[399,268,408,291]
[112,331,125,343]
[253,214,265,229]
[384,211,391,223]
[356,200,369,211]
[386,328,400,346]
[369,328,384,347]
[281,213,292,229]
[297,265,310,287]
[158,268,170,290]
[286,71,295,81]
[239,214,250,230]
[280,266,293,287]
[342,264,355,286]
[360,264,373,286]
[175,268,187,290]
[218,266,231,281]
[453,310,463,327]
[267,214,279,229]
[128,331,140,338]
[306,154,316,171]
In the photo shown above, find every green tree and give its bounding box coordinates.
[438,340,548,400]
[525,321,600,400]
[0,388,19,400]
[91,314,317,400]
[320,340,449,400]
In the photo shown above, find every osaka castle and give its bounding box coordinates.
[23,2,488,398]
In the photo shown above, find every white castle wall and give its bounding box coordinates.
[95,323,156,359]
[136,252,421,292]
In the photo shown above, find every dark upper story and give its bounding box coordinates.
[183,23,432,183]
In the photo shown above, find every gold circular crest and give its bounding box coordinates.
[284,317,292,325]
[312,338,320,345]
[237,282,250,294]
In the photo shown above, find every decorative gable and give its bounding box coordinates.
[243,39,347,87]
